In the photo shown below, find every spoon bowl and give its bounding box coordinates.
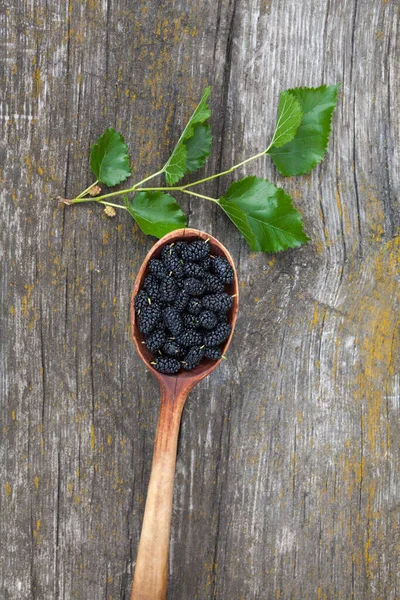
[131,227,239,384]
[129,228,238,600]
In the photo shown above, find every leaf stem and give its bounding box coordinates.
[131,169,164,189]
[76,180,99,199]
[67,147,272,205]
[181,148,271,189]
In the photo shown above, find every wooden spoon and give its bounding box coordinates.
[129,228,239,600]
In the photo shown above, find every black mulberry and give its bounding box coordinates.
[164,255,184,279]
[184,278,206,296]
[163,340,184,357]
[182,346,206,370]
[163,307,183,336]
[135,290,150,314]
[202,293,233,313]
[181,240,210,262]
[199,310,218,330]
[145,329,167,353]
[212,256,234,284]
[160,277,178,302]
[178,330,203,347]
[148,259,167,280]
[187,298,202,315]
[137,304,161,334]
[203,323,231,346]
[203,273,224,293]
[183,313,200,329]
[173,291,190,312]
[153,357,181,374]
[204,346,222,360]
[183,262,205,279]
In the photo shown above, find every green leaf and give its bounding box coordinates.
[270,91,303,148]
[123,192,186,239]
[268,84,340,176]
[90,128,131,187]
[218,176,309,253]
[164,87,212,185]
[185,124,212,172]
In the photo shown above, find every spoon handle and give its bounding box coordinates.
[130,381,189,600]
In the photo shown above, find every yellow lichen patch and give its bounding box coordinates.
[34,476,39,489]
[90,425,96,451]
[11,410,16,420]
[5,482,12,496]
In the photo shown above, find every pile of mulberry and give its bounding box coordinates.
[134,237,235,374]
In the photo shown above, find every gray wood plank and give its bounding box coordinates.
[1,0,399,599]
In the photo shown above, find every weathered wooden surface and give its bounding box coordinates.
[1,0,399,598]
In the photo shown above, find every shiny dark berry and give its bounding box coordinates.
[183,262,205,279]
[181,240,210,262]
[137,304,161,334]
[202,293,233,313]
[182,346,206,370]
[161,243,176,259]
[153,357,181,374]
[148,259,167,280]
[178,330,203,347]
[160,277,178,302]
[212,256,234,284]
[163,340,184,357]
[187,298,202,315]
[200,256,212,271]
[183,313,200,329]
[143,274,162,302]
[204,346,222,360]
[199,310,218,330]
[164,255,184,279]
[203,323,231,346]
[184,278,206,296]
[163,307,183,336]
[174,241,187,257]
[135,290,150,314]
[173,291,190,312]
[203,273,224,293]
[145,329,167,353]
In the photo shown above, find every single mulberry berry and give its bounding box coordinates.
[178,330,203,348]
[203,323,231,347]
[152,357,181,374]
[212,256,234,284]
[204,346,222,360]
[137,304,161,334]
[186,297,202,315]
[200,256,212,271]
[163,340,184,357]
[182,346,206,370]
[202,293,233,313]
[161,243,176,260]
[217,312,229,323]
[145,328,167,353]
[183,262,205,279]
[143,274,162,302]
[164,255,184,279]
[174,241,187,257]
[163,307,183,336]
[148,259,167,280]
[173,290,190,312]
[184,278,206,296]
[135,290,150,314]
[181,240,210,262]
[160,277,178,302]
[199,310,218,330]
[203,273,224,294]
[183,313,200,329]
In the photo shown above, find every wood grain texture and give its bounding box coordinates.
[0,1,399,599]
